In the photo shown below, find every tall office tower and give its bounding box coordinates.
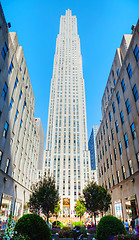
[96,20,139,221]
[35,118,45,180]
[44,9,91,216]
[88,126,99,183]
[0,3,41,221]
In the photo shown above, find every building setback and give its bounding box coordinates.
[44,9,91,216]
[96,20,139,222]
[0,4,41,221]
[88,126,99,183]
[35,118,45,180]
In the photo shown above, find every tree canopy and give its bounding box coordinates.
[75,197,86,220]
[28,176,60,222]
[83,181,111,224]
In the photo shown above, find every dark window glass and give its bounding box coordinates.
[116,171,120,183]
[112,175,115,186]
[120,111,124,124]
[2,83,8,100]
[118,141,122,155]
[115,121,119,133]
[112,102,116,113]
[126,99,131,114]
[116,92,120,104]
[127,63,132,79]
[19,91,22,101]
[121,79,126,92]
[3,121,9,138]
[134,44,139,62]
[117,69,119,76]
[5,158,10,174]
[107,159,109,169]
[114,79,116,85]
[8,61,14,74]
[14,110,18,122]
[0,150,3,168]
[136,153,139,169]
[124,133,129,148]
[109,111,112,122]
[14,78,18,89]
[111,129,114,140]
[1,42,8,59]
[110,154,112,165]
[130,123,136,140]
[132,84,139,102]
[106,120,108,129]
[122,166,126,180]
[9,98,14,111]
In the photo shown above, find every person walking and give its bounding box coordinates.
[124,219,129,233]
[130,218,135,234]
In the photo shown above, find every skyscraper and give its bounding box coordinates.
[88,126,99,183]
[44,9,91,216]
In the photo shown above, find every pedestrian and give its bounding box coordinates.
[124,219,129,233]
[130,218,135,234]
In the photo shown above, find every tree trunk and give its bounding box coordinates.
[80,215,81,221]
[94,212,96,226]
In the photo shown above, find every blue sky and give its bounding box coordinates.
[1,0,139,142]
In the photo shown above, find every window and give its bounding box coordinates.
[5,158,10,174]
[127,63,132,79]
[124,133,129,148]
[130,123,136,140]
[118,142,122,155]
[109,111,112,122]
[132,84,138,102]
[120,111,124,124]
[116,92,120,104]
[111,129,114,140]
[2,82,8,100]
[106,120,108,129]
[128,160,133,175]
[115,121,119,133]
[8,61,14,74]
[108,136,110,146]
[117,69,119,76]
[122,166,126,180]
[19,91,22,101]
[121,79,126,92]
[114,148,117,161]
[0,150,3,168]
[112,102,116,113]
[126,99,131,114]
[114,79,116,85]
[116,170,120,183]
[3,121,9,138]
[9,98,14,111]
[134,44,139,62]
[112,175,115,186]
[14,78,18,89]
[1,42,8,59]
[110,154,112,165]
[107,159,109,169]
[14,110,18,122]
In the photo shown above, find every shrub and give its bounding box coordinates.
[114,234,139,240]
[58,227,73,238]
[72,221,83,226]
[52,220,63,228]
[96,215,126,240]
[14,214,52,240]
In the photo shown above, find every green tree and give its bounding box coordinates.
[28,176,60,222]
[83,181,111,225]
[54,202,61,225]
[75,197,86,221]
